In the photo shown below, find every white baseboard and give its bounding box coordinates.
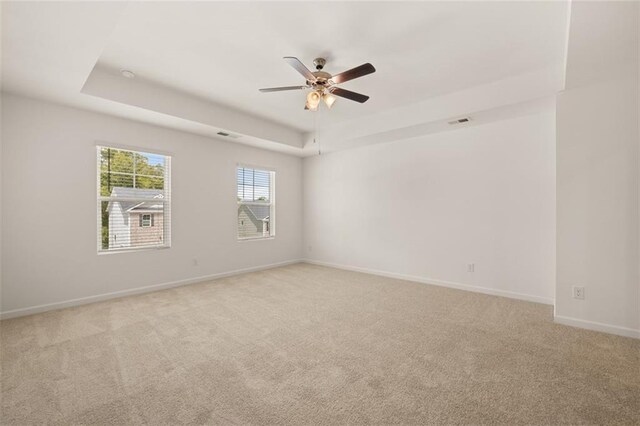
[303,259,555,305]
[6,258,636,340]
[0,259,303,320]
[554,315,640,339]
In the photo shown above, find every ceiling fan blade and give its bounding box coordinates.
[283,57,316,81]
[259,86,307,92]
[330,63,376,84]
[329,87,370,103]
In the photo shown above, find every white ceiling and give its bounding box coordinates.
[1,1,570,154]
[99,1,568,132]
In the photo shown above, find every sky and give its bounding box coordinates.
[144,152,165,166]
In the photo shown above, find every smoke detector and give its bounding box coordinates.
[120,69,136,79]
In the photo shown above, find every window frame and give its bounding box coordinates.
[236,164,276,241]
[140,214,153,227]
[96,144,172,254]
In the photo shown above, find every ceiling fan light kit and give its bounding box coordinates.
[260,56,376,111]
[322,92,336,109]
[305,90,321,111]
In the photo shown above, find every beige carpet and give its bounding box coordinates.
[1,263,639,425]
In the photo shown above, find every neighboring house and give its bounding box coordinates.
[238,204,270,238]
[108,187,164,248]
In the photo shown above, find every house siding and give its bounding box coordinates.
[238,208,262,239]
[129,212,164,247]
[108,201,130,248]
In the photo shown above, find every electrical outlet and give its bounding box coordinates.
[467,263,475,273]
[193,258,199,267]
[572,286,585,300]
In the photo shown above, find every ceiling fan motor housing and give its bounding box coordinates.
[310,71,332,88]
[306,57,330,88]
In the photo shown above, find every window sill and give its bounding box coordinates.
[98,245,171,255]
[237,236,275,242]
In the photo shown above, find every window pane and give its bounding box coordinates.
[237,204,271,239]
[99,148,110,173]
[101,200,166,250]
[237,167,270,202]
[98,146,170,252]
[253,169,270,202]
[100,172,134,196]
[103,149,134,174]
[237,167,274,239]
[254,185,270,201]
[100,148,166,195]
[141,214,152,227]
[242,168,253,186]
[135,176,164,190]
[100,172,164,195]
[135,152,165,177]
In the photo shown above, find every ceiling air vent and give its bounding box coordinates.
[217,131,242,139]
[448,117,471,125]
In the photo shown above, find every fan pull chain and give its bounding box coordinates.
[315,106,322,155]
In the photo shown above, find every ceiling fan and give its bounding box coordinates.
[259,57,376,111]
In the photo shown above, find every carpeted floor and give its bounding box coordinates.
[1,263,639,425]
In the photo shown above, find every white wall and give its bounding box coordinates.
[303,111,556,304]
[0,2,4,314]
[0,94,303,316]
[555,1,640,337]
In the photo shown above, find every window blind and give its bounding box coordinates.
[97,146,171,252]
[237,166,275,239]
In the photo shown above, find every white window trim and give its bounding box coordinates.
[96,145,172,254]
[141,214,152,227]
[237,165,276,241]
[94,141,173,157]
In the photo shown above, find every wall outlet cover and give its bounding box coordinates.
[572,286,585,300]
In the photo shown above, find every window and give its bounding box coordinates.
[97,146,171,252]
[140,214,153,227]
[237,166,275,240]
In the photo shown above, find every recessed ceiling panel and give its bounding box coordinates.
[96,1,569,132]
